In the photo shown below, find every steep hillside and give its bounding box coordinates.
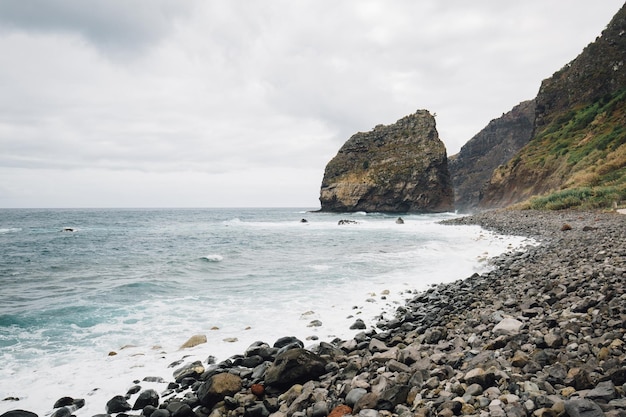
[479,3,626,210]
[448,100,535,212]
[319,110,454,213]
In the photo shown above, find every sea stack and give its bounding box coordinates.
[319,110,454,213]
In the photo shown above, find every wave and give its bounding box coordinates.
[201,254,224,262]
[0,228,22,234]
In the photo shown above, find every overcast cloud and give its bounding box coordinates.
[0,1,623,208]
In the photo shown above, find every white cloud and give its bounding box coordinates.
[0,0,623,207]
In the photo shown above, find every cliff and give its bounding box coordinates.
[448,100,535,212]
[319,110,454,213]
[479,3,626,210]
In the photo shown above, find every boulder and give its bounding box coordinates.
[106,395,131,413]
[197,372,243,407]
[132,389,159,410]
[264,348,327,387]
[0,412,38,417]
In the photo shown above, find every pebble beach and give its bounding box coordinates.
[3,209,625,417]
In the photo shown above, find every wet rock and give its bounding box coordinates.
[167,401,195,417]
[350,319,367,330]
[179,334,207,349]
[0,412,39,417]
[173,360,205,382]
[132,389,159,410]
[264,348,327,388]
[106,395,132,413]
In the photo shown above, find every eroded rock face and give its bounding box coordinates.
[448,100,535,213]
[319,110,454,213]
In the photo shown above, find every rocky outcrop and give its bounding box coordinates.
[533,3,626,132]
[479,3,626,209]
[319,110,454,213]
[448,100,535,212]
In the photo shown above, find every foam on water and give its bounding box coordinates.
[202,254,224,262]
[0,209,534,416]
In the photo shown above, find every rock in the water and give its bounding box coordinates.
[173,360,205,382]
[179,334,207,349]
[273,336,304,349]
[0,412,38,417]
[319,110,454,213]
[106,395,132,413]
[132,389,159,410]
[49,408,70,417]
[264,348,328,387]
[350,319,367,330]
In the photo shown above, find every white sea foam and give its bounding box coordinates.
[202,254,224,262]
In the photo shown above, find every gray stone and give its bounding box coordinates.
[465,383,483,396]
[311,401,328,417]
[492,318,524,336]
[346,388,368,407]
[358,410,379,417]
[587,381,616,402]
[564,399,604,417]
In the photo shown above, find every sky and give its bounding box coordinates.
[0,1,623,208]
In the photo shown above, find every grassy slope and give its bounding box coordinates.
[507,89,626,210]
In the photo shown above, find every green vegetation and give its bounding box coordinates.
[510,88,626,210]
[526,185,626,210]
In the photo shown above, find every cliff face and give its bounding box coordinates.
[479,3,626,209]
[319,110,454,213]
[448,100,535,212]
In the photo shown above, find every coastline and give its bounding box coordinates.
[3,209,625,417]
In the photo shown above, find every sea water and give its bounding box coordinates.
[0,208,532,415]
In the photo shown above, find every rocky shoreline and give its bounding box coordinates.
[4,209,626,417]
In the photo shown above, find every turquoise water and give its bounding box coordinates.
[0,208,526,414]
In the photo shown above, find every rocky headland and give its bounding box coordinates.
[4,210,625,417]
[448,101,535,213]
[478,3,626,210]
[319,110,454,213]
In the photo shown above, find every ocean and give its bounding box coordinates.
[0,208,531,415]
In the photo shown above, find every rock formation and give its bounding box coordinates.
[448,100,535,212]
[319,110,454,213]
[479,3,626,209]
